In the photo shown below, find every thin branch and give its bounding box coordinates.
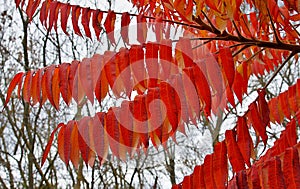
[267,8,282,44]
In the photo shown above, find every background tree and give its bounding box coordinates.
[2,0,300,188]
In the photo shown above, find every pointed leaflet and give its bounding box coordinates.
[237,116,253,167]
[160,82,179,133]
[137,14,147,44]
[40,1,50,27]
[92,10,103,40]
[30,70,41,106]
[192,166,206,188]
[225,129,245,172]
[121,12,130,44]
[44,65,56,108]
[159,39,172,80]
[267,157,286,189]
[129,45,146,91]
[219,47,235,88]
[213,141,228,188]
[119,101,134,155]
[52,67,60,110]
[103,51,119,96]
[77,117,92,164]
[283,147,300,188]
[69,121,80,168]
[145,42,159,87]
[59,63,71,105]
[26,0,41,21]
[57,124,66,164]
[133,95,149,148]
[72,63,85,104]
[182,175,191,189]
[48,2,59,31]
[146,87,163,146]
[79,58,94,104]
[279,91,291,119]
[105,108,121,158]
[182,67,201,122]
[81,8,92,39]
[112,107,127,160]
[62,120,73,166]
[60,3,71,35]
[116,48,132,97]
[68,60,79,100]
[72,5,82,36]
[22,71,32,103]
[104,11,116,45]
[4,72,24,108]
[41,123,64,166]
[236,170,248,189]
[175,37,193,68]
[257,89,270,127]
[248,102,268,144]
[203,154,216,188]
[94,112,108,164]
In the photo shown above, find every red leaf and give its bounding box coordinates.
[72,5,82,36]
[192,65,211,117]
[267,157,286,189]
[116,48,132,97]
[137,14,147,44]
[92,10,103,40]
[283,147,300,188]
[69,121,80,168]
[182,175,191,189]
[22,71,32,103]
[121,12,130,44]
[176,37,193,68]
[79,58,94,104]
[236,170,248,189]
[59,63,71,105]
[146,87,163,146]
[39,1,50,27]
[63,120,73,166]
[44,65,56,108]
[68,60,79,100]
[105,108,121,158]
[4,72,24,108]
[129,45,146,92]
[145,42,159,87]
[41,123,64,166]
[159,39,172,80]
[192,166,206,188]
[48,2,59,31]
[52,67,60,110]
[279,91,291,119]
[57,123,66,164]
[30,70,41,106]
[213,141,228,188]
[203,154,216,188]
[225,130,245,172]
[60,3,71,35]
[104,11,116,45]
[103,51,118,95]
[248,102,268,144]
[26,0,41,21]
[257,89,270,126]
[77,117,92,164]
[219,47,235,88]
[236,116,253,167]
[119,101,134,154]
[94,112,108,164]
[95,67,109,103]
[160,82,179,132]
[133,95,149,148]
[81,8,92,39]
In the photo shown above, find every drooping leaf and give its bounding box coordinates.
[71,5,82,36]
[41,123,64,166]
[225,129,245,173]
[121,12,130,44]
[92,10,103,40]
[104,10,116,45]
[60,3,71,35]
[4,72,24,108]
[81,7,92,39]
